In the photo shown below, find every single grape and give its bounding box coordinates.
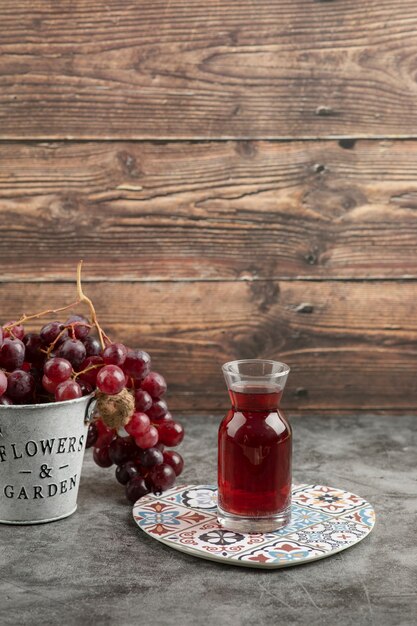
[147,399,168,420]
[102,343,127,366]
[0,370,8,396]
[57,338,86,368]
[116,461,139,485]
[123,349,151,380]
[93,445,113,468]
[84,335,102,357]
[44,357,73,383]
[137,446,163,468]
[125,476,149,503]
[65,314,90,340]
[108,436,136,466]
[2,321,25,340]
[42,374,58,394]
[155,411,173,423]
[77,356,103,386]
[148,463,176,493]
[125,412,151,438]
[40,321,66,346]
[157,421,184,447]
[141,372,167,399]
[86,422,99,448]
[22,333,44,365]
[135,425,158,449]
[7,370,35,403]
[55,380,82,401]
[0,338,25,371]
[79,380,93,396]
[134,388,152,412]
[163,450,184,477]
[95,420,116,448]
[96,364,125,395]
[0,395,13,405]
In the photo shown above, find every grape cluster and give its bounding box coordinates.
[86,366,184,504]
[0,316,184,504]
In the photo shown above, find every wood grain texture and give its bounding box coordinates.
[2,139,417,280]
[1,280,416,411]
[1,1,417,138]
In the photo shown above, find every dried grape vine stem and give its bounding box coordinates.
[3,261,109,349]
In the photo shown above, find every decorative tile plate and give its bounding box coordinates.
[132,484,375,569]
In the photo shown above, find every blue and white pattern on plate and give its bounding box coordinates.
[132,484,375,569]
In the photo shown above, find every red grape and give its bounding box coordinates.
[123,349,151,380]
[77,356,103,386]
[141,372,167,399]
[0,338,25,371]
[134,388,152,412]
[116,461,139,485]
[55,380,82,401]
[0,370,8,396]
[163,451,184,476]
[79,380,93,396]
[86,422,99,448]
[40,321,66,346]
[65,314,90,340]
[23,333,44,365]
[84,335,101,356]
[96,364,125,395]
[7,370,35,403]
[157,421,184,447]
[42,374,58,394]
[126,476,149,503]
[57,338,86,368]
[125,412,150,438]
[149,464,176,492]
[147,399,168,420]
[44,357,72,383]
[109,436,136,466]
[137,447,163,468]
[93,445,113,468]
[3,321,25,340]
[102,343,127,366]
[135,425,158,449]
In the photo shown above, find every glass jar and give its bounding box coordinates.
[217,359,292,532]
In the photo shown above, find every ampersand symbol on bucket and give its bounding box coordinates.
[39,464,52,479]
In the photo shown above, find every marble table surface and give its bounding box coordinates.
[1,414,416,626]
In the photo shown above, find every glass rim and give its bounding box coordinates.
[222,359,290,378]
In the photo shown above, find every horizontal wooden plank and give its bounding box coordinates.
[2,139,417,280]
[0,280,416,411]
[1,1,417,138]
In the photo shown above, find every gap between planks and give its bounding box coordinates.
[0,277,417,284]
[1,135,417,144]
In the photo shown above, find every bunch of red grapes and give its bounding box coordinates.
[0,315,184,504]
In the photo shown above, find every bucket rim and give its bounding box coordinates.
[0,391,95,411]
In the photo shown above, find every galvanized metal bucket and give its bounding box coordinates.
[0,394,96,524]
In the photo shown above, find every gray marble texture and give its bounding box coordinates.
[0,414,416,626]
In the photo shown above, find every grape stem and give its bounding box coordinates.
[73,362,104,380]
[3,261,110,352]
[4,300,80,332]
[76,261,106,350]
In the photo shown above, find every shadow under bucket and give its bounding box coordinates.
[0,394,95,524]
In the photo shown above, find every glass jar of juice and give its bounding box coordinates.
[217,359,292,533]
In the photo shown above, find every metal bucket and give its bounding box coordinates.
[0,394,95,524]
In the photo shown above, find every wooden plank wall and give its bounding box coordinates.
[1,1,417,413]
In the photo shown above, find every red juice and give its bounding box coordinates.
[218,383,292,518]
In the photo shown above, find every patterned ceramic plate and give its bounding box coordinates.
[132,484,375,569]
